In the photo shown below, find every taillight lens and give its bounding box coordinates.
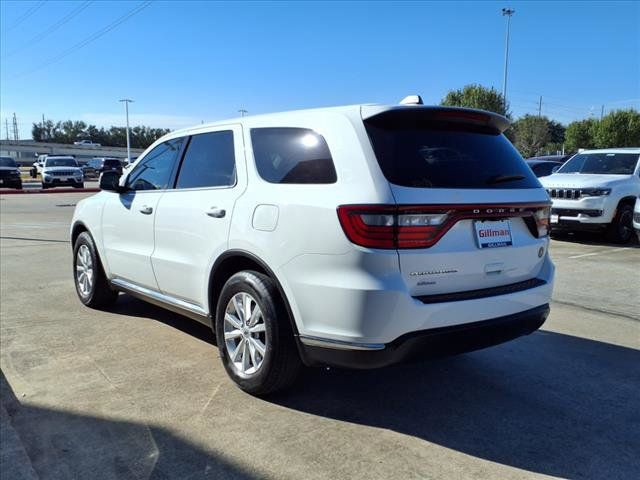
[338,203,551,249]
[534,206,550,237]
[337,206,451,249]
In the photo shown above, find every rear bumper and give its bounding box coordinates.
[299,304,549,369]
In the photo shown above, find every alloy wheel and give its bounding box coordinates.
[75,244,94,297]
[224,292,267,376]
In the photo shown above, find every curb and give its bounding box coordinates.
[0,188,100,195]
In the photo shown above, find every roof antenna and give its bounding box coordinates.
[399,94,423,105]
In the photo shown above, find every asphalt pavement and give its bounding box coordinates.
[1,192,638,480]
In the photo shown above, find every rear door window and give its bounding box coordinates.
[176,131,236,189]
[365,117,539,189]
[250,128,337,184]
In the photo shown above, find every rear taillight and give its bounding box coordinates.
[533,206,550,238]
[337,205,451,249]
[338,203,551,249]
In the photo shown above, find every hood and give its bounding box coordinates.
[0,166,20,171]
[43,166,81,172]
[540,173,632,189]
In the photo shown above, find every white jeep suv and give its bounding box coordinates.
[540,148,640,243]
[42,156,84,189]
[71,103,554,395]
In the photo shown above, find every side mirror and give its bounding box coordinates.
[551,165,561,174]
[99,171,122,192]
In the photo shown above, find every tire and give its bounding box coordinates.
[74,182,84,189]
[73,231,118,309]
[215,270,302,396]
[606,203,633,244]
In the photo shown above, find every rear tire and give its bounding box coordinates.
[606,204,633,244]
[215,271,302,396]
[73,232,118,309]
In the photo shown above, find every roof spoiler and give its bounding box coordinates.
[361,105,511,133]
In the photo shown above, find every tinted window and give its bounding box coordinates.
[127,138,183,191]
[557,153,639,175]
[0,157,17,167]
[532,162,556,177]
[176,131,236,189]
[45,158,77,167]
[365,118,540,189]
[251,128,337,184]
[103,159,121,167]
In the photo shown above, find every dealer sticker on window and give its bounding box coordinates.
[474,220,513,248]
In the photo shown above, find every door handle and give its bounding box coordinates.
[206,207,226,218]
[139,205,153,215]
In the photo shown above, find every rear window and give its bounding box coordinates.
[251,128,337,184]
[365,118,540,189]
[557,153,639,175]
[103,159,121,167]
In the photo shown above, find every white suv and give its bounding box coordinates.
[41,156,84,189]
[540,148,640,243]
[71,102,554,395]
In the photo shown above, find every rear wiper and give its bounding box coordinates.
[486,174,525,185]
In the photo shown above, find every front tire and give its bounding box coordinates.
[215,271,301,396]
[73,232,118,309]
[606,204,633,244]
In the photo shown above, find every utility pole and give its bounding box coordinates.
[42,114,46,140]
[501,8,515,113]
[538,96,542,118]
[12,113,19,141]
[119,99,134,163]
[5,119,9,140]
[600,104,605,120]
[238,109,248,117]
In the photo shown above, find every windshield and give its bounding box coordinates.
[0,157,17,167]
[365,120,540,189]
[45,158,77,168]
[558,153,639,175]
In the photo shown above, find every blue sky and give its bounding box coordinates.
[1,0,638,138]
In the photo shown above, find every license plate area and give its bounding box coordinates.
[474,219,513,248]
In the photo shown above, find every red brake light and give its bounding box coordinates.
[338,203,551,249]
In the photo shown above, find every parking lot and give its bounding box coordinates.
[1,192,638,479]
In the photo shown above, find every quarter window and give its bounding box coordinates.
[176,131,236,189]
[251,128,337,184]
[127,138,183,191]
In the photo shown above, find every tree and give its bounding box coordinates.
[593,109,640,148]
[511,115,552,158]
[565,119,597,152]
[440,84,509,117]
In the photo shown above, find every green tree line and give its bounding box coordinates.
[32,120,170,149]
[441,84,640,158]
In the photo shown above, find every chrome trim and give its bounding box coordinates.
[110,278,207,317]
[299,335,385,351]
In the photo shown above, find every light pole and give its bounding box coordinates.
[501,8,515,113]
[119,99,134,163]
[238,109,248,117]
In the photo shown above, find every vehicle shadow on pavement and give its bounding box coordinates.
[111,294,217,345]
[0,370,253,480]
[551,230,640,248]
[272,330,640,479]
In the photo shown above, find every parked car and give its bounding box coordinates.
[32,154,47,177]
[527,154,572,164]
[41,156,84,189]
[540,148,640,243]
[633,197,640,243]
[526,159,564,177]
[85,157,123,176]
[71,101,554,395]
[0,156,22,189]
[74,140,101,147]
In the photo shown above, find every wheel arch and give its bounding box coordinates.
[617,196,637,209]
[71,221,89,248]
[207,250,300,338]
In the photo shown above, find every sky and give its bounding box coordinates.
[1,0,639,138]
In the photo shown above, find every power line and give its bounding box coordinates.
[14,1,152,78]
[3,0,47,33]
[2,1,93,59]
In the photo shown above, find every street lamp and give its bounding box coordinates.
[238,109,248,117]
[501,8,515,113]
[119,98,134,163]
